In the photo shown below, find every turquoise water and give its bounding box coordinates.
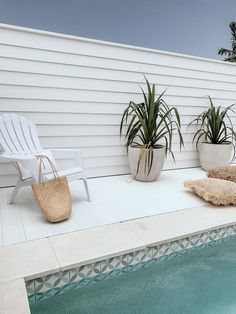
[31,237,236,314]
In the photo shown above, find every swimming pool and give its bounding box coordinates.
[30,235,236,314]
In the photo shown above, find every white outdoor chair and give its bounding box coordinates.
[0,113,91,204]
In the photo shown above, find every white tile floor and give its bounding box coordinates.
[0,168,207,247]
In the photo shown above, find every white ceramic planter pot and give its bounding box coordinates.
[199,142,233,170]
[128,146,165,182]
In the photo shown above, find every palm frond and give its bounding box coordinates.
[218,21,236,62]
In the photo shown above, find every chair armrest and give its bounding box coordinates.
[49,149,83,168]
[0,154,39,181]
[0,154,37,162]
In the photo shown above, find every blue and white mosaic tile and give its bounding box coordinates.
[26,224,236,304]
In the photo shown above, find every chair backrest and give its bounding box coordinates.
[0,113,42,156]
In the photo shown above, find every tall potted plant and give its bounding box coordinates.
[120,78,184,182]
[189,97,236,170]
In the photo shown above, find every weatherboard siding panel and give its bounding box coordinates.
[1,26,236,77]
[0,24,236,186]
[1,52,236,87]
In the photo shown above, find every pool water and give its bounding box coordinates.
[30,236,236,314]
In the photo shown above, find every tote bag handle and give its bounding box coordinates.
[35,154,60,184]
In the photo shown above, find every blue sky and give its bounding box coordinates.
[0,0,235,60]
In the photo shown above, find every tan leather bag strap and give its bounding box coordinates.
[35,154,60,184]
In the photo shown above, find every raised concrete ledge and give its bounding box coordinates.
[49,222,146,271]
[123,205,236,246]
[0,238,60,283]
[0,279,30,314]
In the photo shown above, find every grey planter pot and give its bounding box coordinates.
[198,142,233,170]
[128,146,165,182]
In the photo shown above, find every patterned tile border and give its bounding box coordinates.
[26,224,236,304]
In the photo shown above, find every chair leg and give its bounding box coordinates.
[82,178,91,202]
[8,180,22,204]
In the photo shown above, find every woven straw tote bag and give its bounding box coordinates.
[32,155,72,222]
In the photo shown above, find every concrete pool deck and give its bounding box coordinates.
[1,169,236,312]
[0,168,206,247]
[2,205,236,313]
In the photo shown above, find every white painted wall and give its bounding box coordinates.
[0,23,236,187]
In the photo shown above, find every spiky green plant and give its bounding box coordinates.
[189,97,236,157]
[120,78,184,176]
[218,21,236,62]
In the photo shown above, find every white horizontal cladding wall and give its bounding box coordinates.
[0,24,236,187]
